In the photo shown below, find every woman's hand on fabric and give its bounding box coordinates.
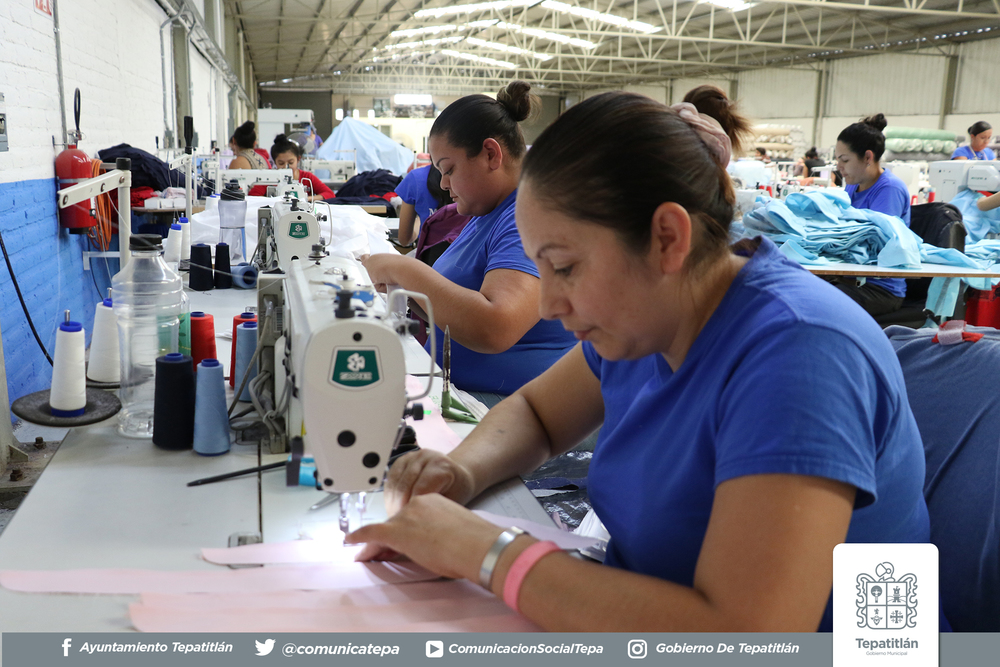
[345,494,501,581]
[361,253,410,291]
[383,449,477,516]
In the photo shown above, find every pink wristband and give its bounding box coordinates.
[502,540,560,613]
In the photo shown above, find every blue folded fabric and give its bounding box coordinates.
[742,191,1000,317]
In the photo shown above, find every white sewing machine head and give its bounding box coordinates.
[281,254,429,494]
[929,160,1000,202]
[258,196,322,271]
[266,175,308,200]
[215,168,293,195]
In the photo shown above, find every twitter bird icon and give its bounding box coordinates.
[255,639,276,656]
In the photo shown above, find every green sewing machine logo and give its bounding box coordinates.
[331,348,380,388]
[288,220,310,239]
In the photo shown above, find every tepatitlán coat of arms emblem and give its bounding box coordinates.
[856,562,917,630]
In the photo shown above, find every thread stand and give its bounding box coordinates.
[11,388,122,427]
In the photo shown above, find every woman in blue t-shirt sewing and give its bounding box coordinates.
[834,114,912,317]
[363,81,575,400]
[952,121,994,161]
[346,90,933,632]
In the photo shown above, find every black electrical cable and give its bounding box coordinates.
[86,236,104,300]
[0,229,54,366]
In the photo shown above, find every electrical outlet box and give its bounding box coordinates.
[0,93,8,153]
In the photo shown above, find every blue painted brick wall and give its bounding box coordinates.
[0,178,106,409]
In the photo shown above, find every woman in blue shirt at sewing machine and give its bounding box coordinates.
[952,121,995,161]
[834,114,912,317]
[347,92,933,632]
[362,81,576,402]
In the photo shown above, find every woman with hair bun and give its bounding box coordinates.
[228,121,270,170]
[346,92,932,632]
[247,134,334,201]
[362,81,576,402]
[952,121,995,161]
[834,114,912,316]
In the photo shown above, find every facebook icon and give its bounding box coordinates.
[62,638,72,656]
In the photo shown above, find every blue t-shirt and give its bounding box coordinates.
[951,145,996,161]
[582,237,929,632]
[846,169,912,298]
[396,166,442,226]
[426,190,576,394]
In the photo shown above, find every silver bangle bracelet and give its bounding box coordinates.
[479,526,527,590]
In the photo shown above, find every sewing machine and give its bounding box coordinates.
[929,160,1000,202]
[254,251,433,530]
[885,161,929,197]
[256,193,323,272]
[215,169,293,195]
[300,158,356,185]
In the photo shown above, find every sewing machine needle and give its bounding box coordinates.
[339,492,351,535]
[443,326,451,409]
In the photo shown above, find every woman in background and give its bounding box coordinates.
[362,80,576,402]
[248,134,334,201]
[952,121,995,161]
[227,121,270,170]
[834,114,911,316]
[395,165,452,246]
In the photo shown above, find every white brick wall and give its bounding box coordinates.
[0,0,235,185]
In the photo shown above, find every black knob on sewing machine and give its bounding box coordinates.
[334,289,355,319]
[407,403,424,421]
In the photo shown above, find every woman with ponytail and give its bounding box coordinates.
[363,81,575,401]
[952,120,995,161]
[346,91,933,632]
[834,114,912,316]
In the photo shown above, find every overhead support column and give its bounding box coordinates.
[811,62,829,148]
[939,54,959,130]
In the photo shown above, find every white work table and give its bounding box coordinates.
[805,261,1000,279]
[0,283,550,633]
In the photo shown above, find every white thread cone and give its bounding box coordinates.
[87,300,120,383]
[50,321,87,415]
[179,218,191,261]
[163,224,183,267]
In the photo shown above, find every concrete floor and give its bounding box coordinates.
[0,421,69,537]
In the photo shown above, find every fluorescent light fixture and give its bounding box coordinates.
[367,109,376,118]
[391,25,460,38]
[495,20,596,49]
[465,36,552,60]
[700,0,756,11]
[384,36,465,50]
[335,108,344,121]
[415,0,537,19]
[540,0,660,33]
[394,94,434,105]
[391,20,499,39]
[441,49,517,69]
[281,78,292,83]
[352,109,360,119]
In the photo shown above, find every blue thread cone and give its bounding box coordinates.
[193,359,230,456]
[232,263,258,289]
[234,322,258,402]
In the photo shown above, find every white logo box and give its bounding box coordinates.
[833,543,939,667]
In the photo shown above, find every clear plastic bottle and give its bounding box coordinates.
[111,234,184,438]
[219,181,247,264]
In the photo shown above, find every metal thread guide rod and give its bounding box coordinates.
[339,492,351,535]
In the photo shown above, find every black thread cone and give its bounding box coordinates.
[189,243,214,291]
[152,353,196,450]
[214,243,232,289]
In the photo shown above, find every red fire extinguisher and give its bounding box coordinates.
[55,89,96,234]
